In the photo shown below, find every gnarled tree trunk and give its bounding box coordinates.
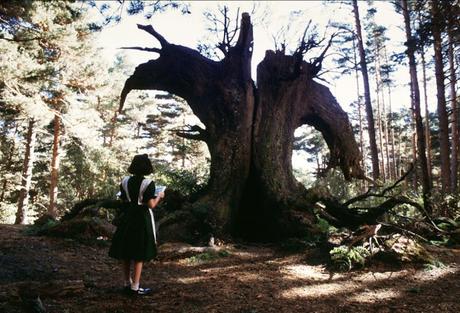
[238,51,362,240]
[120,14,363,240]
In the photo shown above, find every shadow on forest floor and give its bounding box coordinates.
[0,224,459,313]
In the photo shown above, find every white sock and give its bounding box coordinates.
[131,282,139,290]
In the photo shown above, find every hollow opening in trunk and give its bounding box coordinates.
[292,124,329,187]
[143,92,211,192]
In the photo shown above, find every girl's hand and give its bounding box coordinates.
[158,192,165,198]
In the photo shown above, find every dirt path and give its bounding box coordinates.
[1,224,459,313]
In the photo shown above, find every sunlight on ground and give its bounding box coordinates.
[353,270,407,281]
[233,250,274,259]
[233,272,264,282]
[280,281,359,299]
[201,266,275,282]
[279,263,459,302]
[201,265,242,273]
[413,266,458,282]
[349,288,401,303]
[280,264,353,299]
[177,276,208,284]
[279,264,408,300]
[281,264,333,281]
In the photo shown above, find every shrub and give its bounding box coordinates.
[330,245,370,271]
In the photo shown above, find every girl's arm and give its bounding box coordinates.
[147,192,164,209]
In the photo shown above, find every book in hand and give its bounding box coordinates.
[155,185,166,196]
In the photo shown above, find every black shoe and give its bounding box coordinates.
[130,287,152,296]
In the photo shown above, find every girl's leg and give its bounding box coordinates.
[131,261,143,290]
[122,260,131,286]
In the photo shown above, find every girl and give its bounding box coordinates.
[109,154,164,295]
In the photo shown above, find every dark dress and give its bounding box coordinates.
[109,175,157,261]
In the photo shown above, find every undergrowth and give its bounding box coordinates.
[185,249,231,264]
[330,245,370,271]
[24,219,58,236]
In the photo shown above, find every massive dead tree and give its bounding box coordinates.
[119,14,363,240]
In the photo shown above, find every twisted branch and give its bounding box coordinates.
[137,24,169,46]
[343,163,414,207]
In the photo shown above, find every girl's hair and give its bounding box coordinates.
[128,154,154,176]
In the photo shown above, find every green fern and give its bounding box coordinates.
[330,245,370,271]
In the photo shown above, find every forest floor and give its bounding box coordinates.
[1,224,460,313]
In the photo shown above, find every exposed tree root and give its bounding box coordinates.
[314,165,457,245]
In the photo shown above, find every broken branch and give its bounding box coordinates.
[171,125,209,142]
[137,24,169,46]
[343,163,414,207]
[309,33,338,77]
[119,46,161,53]
[176,132,206,141]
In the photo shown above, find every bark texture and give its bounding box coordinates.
[49,113,61,217]
[402,0,432,211]
[239,51,363,239]
[352,0,380,181]
[120,14,363,240]
[420,45,433,184]
[15,118,36,224]
[120,15,255,235]
[431,0,451,195]
[448,19,458,193]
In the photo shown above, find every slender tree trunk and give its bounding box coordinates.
[391,127,396,180]
[376,82,385,181]
[0,180,7,203]
[383,43,396,180]
[402,0,432,210]
[387,87,396,181]
[374,34,391,181]
[15,118,37,224]
[410,115,418,190]
[0,147,13,203]
[0,121,18,203]
[448,23,458,193]
[181,118,186,168]
[382,95,390,181]
[374,44,386,182]
[381,94,390,181]
[382,45,394,180]
[353,0,380,181]
[108,110,118,147]
[352,36,366,188]
[398,135,404,186]
[411,123,417,188]
[418,8,433,187]
[431,0,451,195]
[420,44,433,186]
[358,102,366,185]
[49,113,61,217]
